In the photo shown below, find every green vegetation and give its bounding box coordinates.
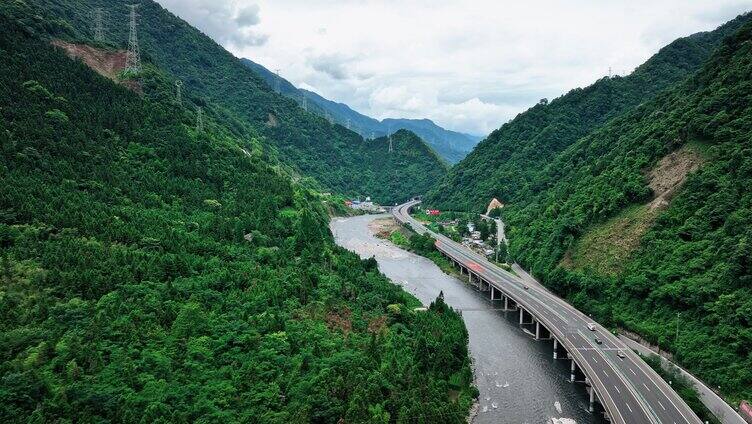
[426,15,752,403]
[6,0,447,205]
[503,19,752,402]
[402,234,457,277]
[425,13,751,211]
[642,355,720,424]
[0,13,474,423]
[241,58,482,165]
[563,205,656,275]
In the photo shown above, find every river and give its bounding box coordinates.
[331,214,606,424]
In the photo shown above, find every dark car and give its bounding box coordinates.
[594,337,603,345]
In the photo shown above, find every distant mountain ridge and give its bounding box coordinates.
[241,58,483,164]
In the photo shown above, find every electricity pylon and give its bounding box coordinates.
[91,8,106,42]
[125,4,141,73]
[196,107,204,132]
[175,80,183,105]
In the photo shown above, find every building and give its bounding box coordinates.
[486,198,505,215]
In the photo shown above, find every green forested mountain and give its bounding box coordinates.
[8,0,446,204]
[352,130,449,204]
[240,58,482,164]
[0,10,474,424]
[425,13,751,211]
[433,17,752,402]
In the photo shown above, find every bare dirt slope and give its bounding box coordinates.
[562,143,705,275]
[51,40,141,92]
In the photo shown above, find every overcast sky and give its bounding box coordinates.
[155,0,751,136]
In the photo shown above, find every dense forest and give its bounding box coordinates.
[8,0,447,204]
[0,11,475,423]
[241,58,481,164]
[432,15,752,403]
[425,13,751,211]
[353,130,449,204]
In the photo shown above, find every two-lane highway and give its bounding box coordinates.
[393,200,701,424]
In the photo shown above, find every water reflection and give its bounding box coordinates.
[331,214,606,424]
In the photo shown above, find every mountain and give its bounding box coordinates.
[432,14,752,403]
[0,6,475,423]
[241,58,482,164]
[354,130,450,203]
[425,13,752,211]
[381,118,482,164]
[7,0,447,205]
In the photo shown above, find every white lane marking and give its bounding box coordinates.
[627,403,633,413]
[603,371,609,378]
[658,401,666,411]
[614,385,621,394]
[643,383,651,392]
[630,368,636,376]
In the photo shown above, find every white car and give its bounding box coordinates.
[587,323,596,331]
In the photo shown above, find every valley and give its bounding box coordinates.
[1,1,751,423]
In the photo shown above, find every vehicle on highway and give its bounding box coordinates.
[594,337,603,345]
[617,350,626,359]
[524,285,529,290]
[587,322,596,331]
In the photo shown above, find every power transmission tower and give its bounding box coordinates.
[125,4,141,73]
[274,69,281,93]
[346,118,351,130]
[174,80,183,105]
[90,8,106,43]
[608,66,612,78]
[388,132,394,153]
[196,107,204,132]
[370,131,375,140]
[301,95,307,111]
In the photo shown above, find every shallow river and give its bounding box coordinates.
[331,214,606,424]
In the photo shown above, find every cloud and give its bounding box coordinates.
[235,4,261,27]
[157,0,752,135]
[307,54,354,80]
[156,0,268,48]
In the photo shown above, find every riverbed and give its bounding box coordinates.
[331,214,606,424]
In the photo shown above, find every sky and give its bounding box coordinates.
[155,0,752,136]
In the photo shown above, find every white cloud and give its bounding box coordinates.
[157,0,268,48]
[156,0,752,135]
[235,4,261,27]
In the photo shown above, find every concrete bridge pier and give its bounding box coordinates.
[519,308,533,325]
[553,338,568,359]
[570,360,577,382]
[588,386,596,413]
[490,286,502,301]
[553,338,558,358]
[478,278,490,292]
[570,361,586,383]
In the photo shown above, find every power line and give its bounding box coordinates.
[90,8,106,43]
[196,107,204,132]
[175,80,182,105]
[125,4,141,73]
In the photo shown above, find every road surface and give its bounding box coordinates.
[393,200,702,424]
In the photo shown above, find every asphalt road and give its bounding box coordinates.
[393,200,702,424]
